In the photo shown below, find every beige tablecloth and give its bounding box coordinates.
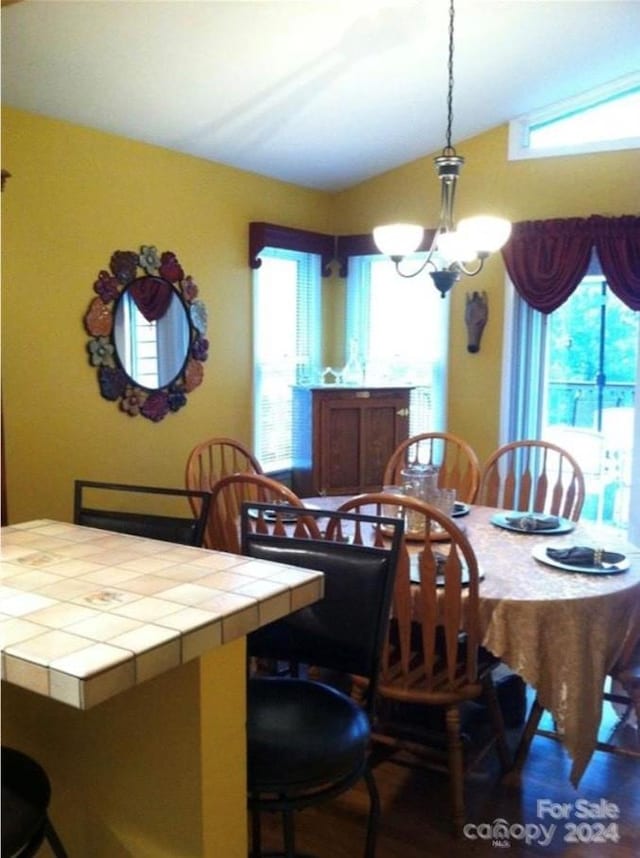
[304,497,640,786]
[465,506,640,785]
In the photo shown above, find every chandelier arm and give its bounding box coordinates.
[393,251,438,279]
[454,257,485,277]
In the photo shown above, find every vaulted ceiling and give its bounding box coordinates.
[2,1,639,191]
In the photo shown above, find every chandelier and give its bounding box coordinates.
[372,0,511,297]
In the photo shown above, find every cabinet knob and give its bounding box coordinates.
[396,408,409,417]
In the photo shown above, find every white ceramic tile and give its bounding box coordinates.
[257,591,294,626]
[78,566,141,586]
[76,589,141,610]
[156,582,227,607]
[66,612,143,642]
[182,620,222,662]
[198,590,257,617]
[111,596,185,622]
[110,623,179,654]
[38,578,103,601]
[81,659,136,708]
[113,575,177,596]
[50,641,133,678]
[0,617,47,648]
[3,653,50,696]
[48,670,82,707]
[42,558,106,578]
[188,552,248,572]
[196,569,262,592]
[117,555,179,574]
[155,606,219,633]
[153,564,214,583]
[26,601,103,630]
[1,568,64,591]
[262,565,324,586]
[0,544,43,562]
[291,577,324,612]
[131,637,181,683]
[221,605,259,643]
[230,558,292,580]
[5,629,96,665]
[1,591,58,617]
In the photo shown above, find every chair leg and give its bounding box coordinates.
[250,806,262,858]
[282,808,296,858]
[511,695,545,775]
[482,674,512,772]
[44,819,69,858]
[363,766,381,858]
[445,705,466,837]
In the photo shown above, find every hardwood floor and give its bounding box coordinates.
[254,694,640,857]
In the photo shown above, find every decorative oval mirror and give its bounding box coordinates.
[83,246,209,422]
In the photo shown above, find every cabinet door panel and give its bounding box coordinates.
[361,403,402,489]
[319,404,361,494]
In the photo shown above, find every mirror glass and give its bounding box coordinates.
[113,280,190,389]
[83,246,209,422]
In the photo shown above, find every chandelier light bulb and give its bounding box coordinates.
[436,230,478,264]
[457,215,512,255]
[372,224,424,258]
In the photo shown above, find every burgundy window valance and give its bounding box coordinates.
[128,276,174,322]
[501,215,640,313]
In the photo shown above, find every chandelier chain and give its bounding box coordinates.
[445,0,455,154]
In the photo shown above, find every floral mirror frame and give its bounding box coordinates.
[83,245,208,422]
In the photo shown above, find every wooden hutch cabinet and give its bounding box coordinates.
[291,386,412,496]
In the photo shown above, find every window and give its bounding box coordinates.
[509,73,640,160]
[502,269,638,528]
[346,255,449,435]
[252,247,322,471]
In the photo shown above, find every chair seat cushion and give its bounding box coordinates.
[1,747,50,858]
[247,677,370,794]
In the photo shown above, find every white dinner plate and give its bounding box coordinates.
[531,543,630,575]
[491,512,575,535]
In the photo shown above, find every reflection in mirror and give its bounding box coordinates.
[83,246,208,422]
[114,283,190,389]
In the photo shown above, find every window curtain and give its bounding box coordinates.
[501,215,640,313]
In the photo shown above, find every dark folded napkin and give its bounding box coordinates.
[546,546,625,568]
[506,513,560,531]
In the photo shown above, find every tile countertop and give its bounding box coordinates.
[0,520,324,709]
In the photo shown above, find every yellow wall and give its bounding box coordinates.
[333,125,640,461]
[1,108,332,523]
[2,109,639,521]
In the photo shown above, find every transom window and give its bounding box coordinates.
[509,73,640,160]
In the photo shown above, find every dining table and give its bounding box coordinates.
[303,495,640,787]
[0,518,325,857]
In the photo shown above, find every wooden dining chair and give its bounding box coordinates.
[334,492,511,836]
[477,439,586,521]
[185,436,262,498]
[382,431,481,504]
[207,473,311,553]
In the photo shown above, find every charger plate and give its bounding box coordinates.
[452,502,470,517]
[531,543,630,575]
[247,504,322,523]
[491,512,575,535]
[381,521,467,542]
[410,557,484,586]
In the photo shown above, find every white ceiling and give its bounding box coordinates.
[2,0,639,191]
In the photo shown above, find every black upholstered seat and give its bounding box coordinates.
[241,502,403,858]
[1,747,68,858]
[73,479,211,546]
